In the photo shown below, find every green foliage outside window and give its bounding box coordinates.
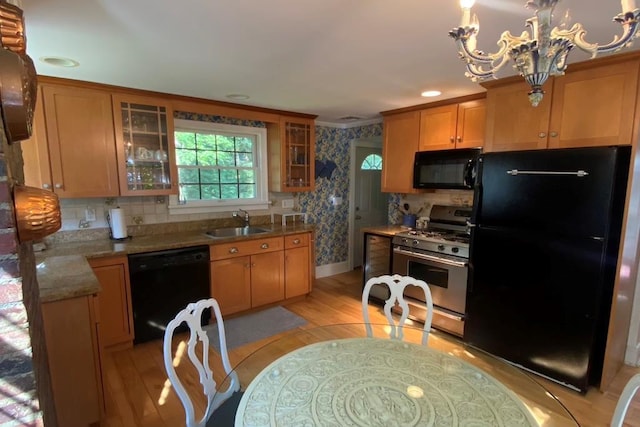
[175,130,257,200]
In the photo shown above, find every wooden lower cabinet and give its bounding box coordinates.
[42,295,104,427]
[251,251,285,306]
[210,256,252,315]
[89,256,134,348]
[210,233,311,315]
[285,233,311,298]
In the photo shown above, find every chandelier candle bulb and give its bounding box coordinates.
[622,0,636,12]
[459,0,475,27]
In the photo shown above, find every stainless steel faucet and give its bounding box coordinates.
[232,209,250,227]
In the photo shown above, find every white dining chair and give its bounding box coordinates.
[362,274,433,345]
[163,298,241,427]
[611,373,640,427]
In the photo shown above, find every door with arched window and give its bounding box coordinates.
[353,146,387,267]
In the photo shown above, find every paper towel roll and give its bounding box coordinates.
[109,208,128,239]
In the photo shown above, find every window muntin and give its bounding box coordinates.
[361,154,382,170]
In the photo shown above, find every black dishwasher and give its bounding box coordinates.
[128,245,210,344]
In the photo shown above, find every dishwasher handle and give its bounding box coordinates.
[128,246,209,273]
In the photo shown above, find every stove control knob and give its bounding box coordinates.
[412,240,419,246]
[401,238,409,244]
[437,244,445,251]
[451,247,459,254]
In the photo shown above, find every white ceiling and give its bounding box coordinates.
[21,0,640,123]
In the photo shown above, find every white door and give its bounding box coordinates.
[353,146,387,268]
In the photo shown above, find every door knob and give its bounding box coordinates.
[355,215,362,220]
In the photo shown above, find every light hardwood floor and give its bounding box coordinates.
[101,269,640,427]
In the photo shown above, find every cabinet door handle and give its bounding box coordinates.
[293,238,301,245]
[550,131,558,137]
[538,132,547,138]
[261,243,269,249]
[42,183,51,189]
[229,247,239,254]
[449,136,455,143]
[54,183,63,189]
[245,263,250,268]
[456,136,462,142]
[251,263,256,267]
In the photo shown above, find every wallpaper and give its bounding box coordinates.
[300,123,383,266]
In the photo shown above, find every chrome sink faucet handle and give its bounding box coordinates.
[232,209,250,227]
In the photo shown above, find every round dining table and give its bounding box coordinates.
[215,323,579,427]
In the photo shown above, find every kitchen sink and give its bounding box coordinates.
[206,226,271,238]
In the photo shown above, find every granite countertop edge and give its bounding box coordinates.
[361,225,407,237]
[36,224,316,303]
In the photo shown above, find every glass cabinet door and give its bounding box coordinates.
[283,119,315,191]
[113,95,177,195]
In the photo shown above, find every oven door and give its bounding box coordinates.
[392,246,468,336]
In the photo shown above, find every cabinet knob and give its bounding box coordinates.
[293,238,301,245]
[251,263,256,267]
[538,132,547,138]
[261,243,269,249]
[550,131,558,137]
[450,137,455,143]
[456,136,462,142]
[229,247,239,254]
[54,183,63,189]
[42,183,51,189]
[245,263,250,268]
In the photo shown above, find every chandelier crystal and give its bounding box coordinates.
[449,0,640,106]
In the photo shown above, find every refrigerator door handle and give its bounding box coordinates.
[506,169,589,177]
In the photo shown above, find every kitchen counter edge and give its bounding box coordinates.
[36,224,316,303]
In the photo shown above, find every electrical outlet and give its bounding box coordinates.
[85,207,96,222]
[282,199,294,209]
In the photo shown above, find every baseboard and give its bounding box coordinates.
[315,261,351,278]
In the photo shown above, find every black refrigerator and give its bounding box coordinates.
[465,146,631,393]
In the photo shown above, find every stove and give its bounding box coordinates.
[392,205,471,259]
[390,204,473,337]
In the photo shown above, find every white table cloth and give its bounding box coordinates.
[235,337,538,426]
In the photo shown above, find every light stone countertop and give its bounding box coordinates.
[35,223,316,303]
[360,225,407,238]
[36,255,102,303]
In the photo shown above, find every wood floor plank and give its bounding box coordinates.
[100,269,640,427]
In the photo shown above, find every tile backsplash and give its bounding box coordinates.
[58,192,300,232]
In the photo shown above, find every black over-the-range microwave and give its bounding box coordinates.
[413,148,482,190]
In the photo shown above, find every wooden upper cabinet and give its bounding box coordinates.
[381,110,420,193]
[455,99,486,149]
[484,55,640,152]
[268,117,316,192]
[112,94,178,196]
[21,86,53,189]
[547,59,639,149]
[41,84,119,197]
[419,99,485,151]
[484,80,553,152]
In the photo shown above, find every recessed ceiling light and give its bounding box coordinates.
[226,94,250,100]
[421,90,442,97]
[39,56,80,67]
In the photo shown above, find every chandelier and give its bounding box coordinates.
[449,0,640,106]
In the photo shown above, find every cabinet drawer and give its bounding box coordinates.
[285,233,309,249]
[210,237,284,260]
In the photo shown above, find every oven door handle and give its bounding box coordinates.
[393,247,468,268]
[433,307,464,322]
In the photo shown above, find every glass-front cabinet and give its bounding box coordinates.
[112,94,178,195]
[268,116,316,192]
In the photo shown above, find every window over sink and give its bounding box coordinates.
[168,119,269,214]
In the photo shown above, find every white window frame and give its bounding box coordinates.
[168,119,269,215]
